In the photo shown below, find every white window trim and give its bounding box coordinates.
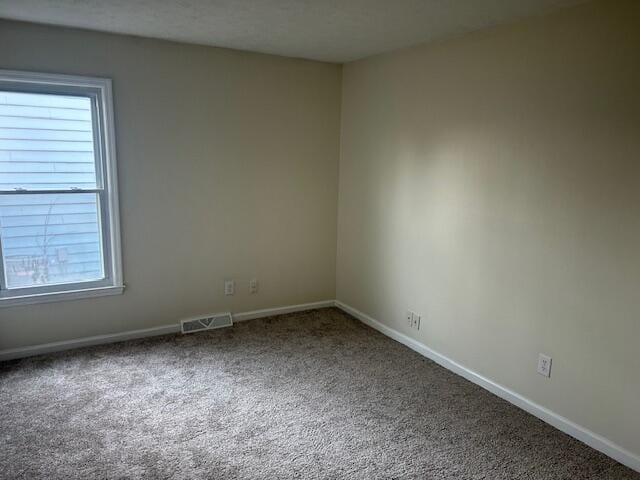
[0,69,124,307]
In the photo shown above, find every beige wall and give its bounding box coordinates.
[0,20,341,349]
[338,0,640,458]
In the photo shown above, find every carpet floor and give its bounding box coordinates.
[0,307,637,479]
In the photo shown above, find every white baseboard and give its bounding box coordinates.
[233,300,336,322]
[0,300,335,362]
[335,300,640,474]
[0,323,181,362]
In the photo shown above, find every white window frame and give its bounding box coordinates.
[0,70,123,307]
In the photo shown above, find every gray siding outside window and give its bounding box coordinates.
[0,91,104,289]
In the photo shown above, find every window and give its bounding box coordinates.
[0,70,123,306]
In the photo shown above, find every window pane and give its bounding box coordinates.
[0,193,105,289]
[0,91,97,190]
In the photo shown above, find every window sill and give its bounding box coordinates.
[0,285,124,308]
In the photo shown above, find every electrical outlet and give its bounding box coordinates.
[249,279,258,294]
[224,280,235,296]
[537,353,552,377]
[406,310,421,330]
[411,313,421,330]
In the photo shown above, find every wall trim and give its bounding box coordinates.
[334,300,640,474]
[0,323,181,362]
[233,300,336,322]
[0,300,335,362]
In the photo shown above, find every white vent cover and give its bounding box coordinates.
[181,312,233,334]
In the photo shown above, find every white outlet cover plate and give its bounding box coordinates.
[412,313,421,330]
[537,353,552,377]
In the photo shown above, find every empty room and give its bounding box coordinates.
[0,0,638,478]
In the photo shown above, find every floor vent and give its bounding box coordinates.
[181,312,233,334]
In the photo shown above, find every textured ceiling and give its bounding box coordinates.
[0,0,585,63]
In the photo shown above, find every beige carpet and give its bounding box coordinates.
[0,307,638,479]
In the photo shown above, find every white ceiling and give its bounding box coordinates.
[0,0,584,63]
